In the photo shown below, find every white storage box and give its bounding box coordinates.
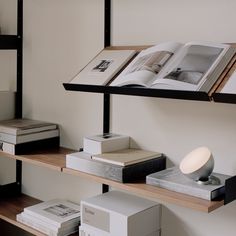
[80,191,161,236]
[83,133,130,155]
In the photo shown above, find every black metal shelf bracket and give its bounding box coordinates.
[0,0,23,198]
[102,0,111,194]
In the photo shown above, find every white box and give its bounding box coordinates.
[83,133,130,155]
[79,225,161,236]
[80,191,161,236]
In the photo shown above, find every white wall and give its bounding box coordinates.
[1,0,236,236]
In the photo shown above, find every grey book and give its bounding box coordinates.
[66,151,166,183]
[146,166,231,200]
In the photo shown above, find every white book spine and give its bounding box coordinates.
[0,141,15,155]
[24,208,79,228]
[0,129,59,144]
[17,213,59,236]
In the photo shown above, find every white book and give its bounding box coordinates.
[91,148,162,166]
[110,41,236,92]
[23,199,80,228]
[17,213,78,236]
[83,133,130,155]
[69,49,136,86]
[0,129,59,144]
[0,118,58,135]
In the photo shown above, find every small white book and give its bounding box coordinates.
[69,49,136,86]
[110,41,236,92]
[92,148,162,166]
[83,133,130,155]
[23,199,80,228]
[0,129,59,144]
[17,212,78,236]
[0,118,58,135]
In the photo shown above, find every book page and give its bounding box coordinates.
[220,70,236,93]
[151,42,230,91]
[69,50,136,86]
[110,42,182,87]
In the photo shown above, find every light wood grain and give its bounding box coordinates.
[0,147,75,171]
[0,194,45,236]
[0,194,79,236]
[63,167,224,213]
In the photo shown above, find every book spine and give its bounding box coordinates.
[0,137,60,155]
[122,156,166,183]
[66,154,166,183]
[0,141,15,154]
[17,213,58,236]
[0,129,59,144]
[0,132,17,143]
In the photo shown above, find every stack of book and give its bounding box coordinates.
[17,199,80,236]
[66,133,166,182]
[0,118,60,155]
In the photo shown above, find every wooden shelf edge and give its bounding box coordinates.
[62,167,224,213]
[0,147,75,172]
[0,194,78,236]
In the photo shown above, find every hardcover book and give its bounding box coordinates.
[66,151,166,183]
[0,129,59,144]
[110,41,236,92]
[92,148,162,166]
[69,49,136,86]
[0,118,58,135]
[17,212,78,236]
[23,199,80,228]
[146,166,231,200]
[0,137,59,155]
[83,133,130,155]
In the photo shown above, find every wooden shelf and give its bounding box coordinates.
[0,35,20,50]
[0,194,78,236]
[63,167,224,213]
[0,148,228,213]
[0,194,45,236]
[0,147,75,171]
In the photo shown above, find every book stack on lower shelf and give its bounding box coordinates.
[16,199,80,236]
[0,118,60,155]
[66,133,166,183]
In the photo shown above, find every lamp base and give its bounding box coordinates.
[196,175,221,185]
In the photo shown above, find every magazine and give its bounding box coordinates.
[110,41,236,92]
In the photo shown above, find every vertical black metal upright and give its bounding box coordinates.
[102,0,111,194]
[16,0,23,195]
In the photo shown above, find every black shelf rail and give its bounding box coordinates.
[0,0,23,198]
[212,92,236,104]
[63,83,210,101]
[0,35,19,49]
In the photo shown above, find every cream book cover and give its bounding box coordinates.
[92,148,162,166]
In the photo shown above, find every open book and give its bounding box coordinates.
[110,41,236,92]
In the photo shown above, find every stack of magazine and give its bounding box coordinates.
[0,118,60,155]
[66,133,166,182]
[17,199,80,236]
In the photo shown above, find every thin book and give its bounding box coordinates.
[0,118,58,135]
[91,148,162,166]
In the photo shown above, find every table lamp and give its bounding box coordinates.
[179,146,220,185]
